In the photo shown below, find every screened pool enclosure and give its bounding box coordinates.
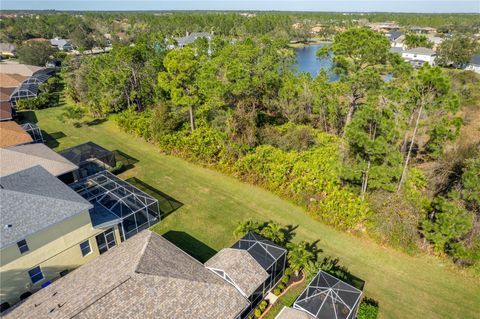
[293,270,362,319]
[20,122,44,143]
[59,142,116,178]
[70,171,160,240]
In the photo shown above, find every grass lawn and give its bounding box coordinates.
[25,106,480,319]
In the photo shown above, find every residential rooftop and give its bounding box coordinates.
[0,121,33,148]
[4,230,249,319]
[0,165,92,249]
[403,47,436,55]
[276,307,315,319]
[0,62,43,77]
[469,54,480,66]
[0,143,78,177]
[205,247,269,297]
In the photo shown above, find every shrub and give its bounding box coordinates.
[273,288,281,296]
[109,161,125,174]
[254,308,262,318]
[356,298,379,319]
[281,274,289,284]
[277,283,285,291]
[114,108,153,140]
[259,300,268,311]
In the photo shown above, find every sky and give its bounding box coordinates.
[1,0,479,13]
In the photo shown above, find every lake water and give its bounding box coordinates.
[293,43,392,82]
[293,43,338,80]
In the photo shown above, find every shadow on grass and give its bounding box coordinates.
[42,131,66,148]
[85,118,107,126]
[162,230,217,263]
[16,110,38,123]
[113,149,139,172]
[125,177,183,219]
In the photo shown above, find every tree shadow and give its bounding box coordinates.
[85,118,107,126]
[124,177,183,219]
[162,230,217,263]
[305,239,323,256]
[282,224,298,246]
[42,131,66,148]
[319,256,365,291]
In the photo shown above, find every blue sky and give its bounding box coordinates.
[1,1,479,13]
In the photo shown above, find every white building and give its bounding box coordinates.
[465,54,480,74]
[402,47,436,66]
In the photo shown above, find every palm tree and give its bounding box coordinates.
[287,241,316,276]
[260,222,285,245]
[233,219,260,237]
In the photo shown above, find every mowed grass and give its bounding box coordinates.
[28,106,480,319]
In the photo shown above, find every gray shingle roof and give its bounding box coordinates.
[5,231,249,319]
[386,31,404,41]
[175,32,211,46]
[0,166,92,249]
[206,248,269,297]
[0,143,78,177]
[275,307,315,319]
[403,47,436,56]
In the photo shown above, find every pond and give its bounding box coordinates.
[292,43,393,82]
[293,43,338,80]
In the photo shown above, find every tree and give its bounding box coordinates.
[317,28,390,132]
[233,219,261,237]
[404,33,433,49]
[287,241,316,276]
[344,104,402,195]
[260,222,285,245]
[397,65,459,191]
[16,42,55,66]
[158,48,201,131]
[69,26,95,52]
[436,35,479,68]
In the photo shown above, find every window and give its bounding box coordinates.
[80,240,91,256]
[17,239,29,254]
[28,266,44,284]
[95,228,117,255]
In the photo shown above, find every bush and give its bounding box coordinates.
[281,274,289,284]
[356,298,379,319]
[273,288,281,296]
[114,109,153,140]
[254,308,262,318]
[109,161,125,174]
[259,300,268,312]
[277,283,285,291]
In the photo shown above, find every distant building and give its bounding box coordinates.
[385,31,405,48]
[174,32,212,48]
[50,37,73,51]
[427,34,444,50]
[465,54,480,74]
[402,47,436,66]
[410,26,436,34]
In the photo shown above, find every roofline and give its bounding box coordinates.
[0,202,93,250]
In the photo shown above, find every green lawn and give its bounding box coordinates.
[25,106,480,319]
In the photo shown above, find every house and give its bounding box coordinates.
[0,121,33,148]
[0,166,96,308]
[0,73,29,120]
[401,47,436,66]
[0,143,78,178]
[50,37,73,51]
[174,32,212,48]
[385,31,405,48]
[0,43,16,57]
[410,26,436,34]
[206,232,287,317]
[427,34,444,50]
[465,54,480,74]
[275,271,363,319]
[0,165,161,310]
[4,231,250,318]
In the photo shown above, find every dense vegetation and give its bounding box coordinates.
[54,24,480,269]
[4,11,478,269]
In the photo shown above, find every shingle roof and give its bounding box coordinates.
[0,73,28,88]
[386,31,404,41]
[0,143,78,177]
[175,32,211,46]
[0,62,43,77]
[0,121,33,148]
[275,307,315,319]
[0,166,93,249]
[206,248,269,297]
[5,231,249,319]
[403,47,436,56]
[0,101,12,121]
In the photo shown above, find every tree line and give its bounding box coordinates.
[61,27,479,267]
